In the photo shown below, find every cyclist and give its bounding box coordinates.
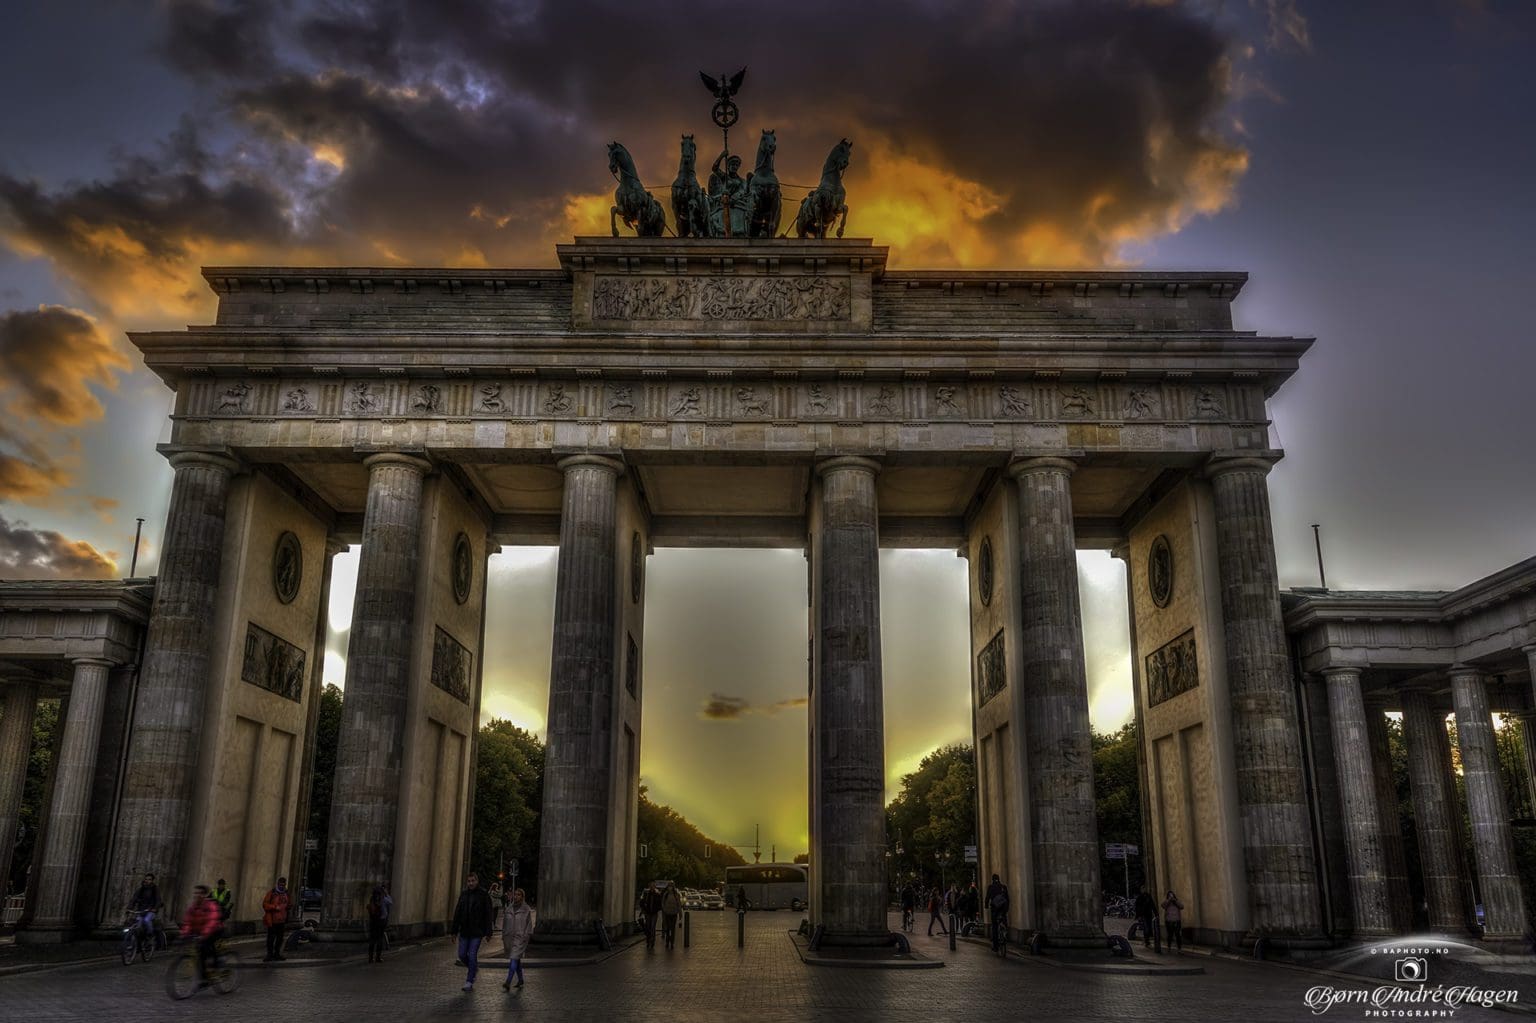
[985,873,1010,952]
[182,884,222,987]
[127,872,164,947]
[899,883,916,931]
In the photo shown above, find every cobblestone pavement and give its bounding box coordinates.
[2,911,1527,1022]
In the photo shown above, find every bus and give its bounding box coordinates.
[724,863,808,911]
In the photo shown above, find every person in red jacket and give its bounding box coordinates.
[182,885,222,985]
[262,877,292,961]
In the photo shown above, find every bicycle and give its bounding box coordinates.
[165,938,240,1000]
[991,911,1008,957]
[901,906,914,932]
[120,912,156,965]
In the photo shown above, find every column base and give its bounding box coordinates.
[533,918,616,946]
[1037,929,1110,951]
[814,928,902,949]
[14,925,78,945]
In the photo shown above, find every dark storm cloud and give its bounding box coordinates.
[0,512,116,578]
[699,692,807,721]
[0,0,1258,310]
[0,306,130,424]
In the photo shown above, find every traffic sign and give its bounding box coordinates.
[1105,843,1126,860]
[304,838,318,851]
[963,845,978,863]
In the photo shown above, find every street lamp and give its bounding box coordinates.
[936,851,951,891]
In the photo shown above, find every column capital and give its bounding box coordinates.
[815,454,881,478]
[1204,452,1281,480]
[362,451,432,475]
[69,657,116,670]
[1007,455,1079,479]
[324,536,351,559]
[1320,665,1364,681]
[160,447,240,475]
[556,453,624,476]
[1108,542,1130,562]
[1448,664,1485,682]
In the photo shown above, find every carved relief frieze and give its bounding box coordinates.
[281,386,314,413]
[216,381,253,414]
[592,274,851,321]
[804,384,833,416]
[346,381,379,413]
[998,385,1030,417]
[977,629,1007,706]
[1059,386,1095,418]
[933,385,963,417]
[1193,386,1225,418]
[866,386,898,417]
[241,622,306,702]
[669,386,703,417]
[430,626,472,704]
[412,384,442,414]
[608,384,636,414]
[543,384,574,414]
[1124,388,1157,419]
[1146,629,1198,707]
[735,386,769,416]
[477,382,507,414]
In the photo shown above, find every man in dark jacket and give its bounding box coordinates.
[449,873,495,991]
[985,873,1010,952]
[639,881,664,950]
[1133,885,1160,951]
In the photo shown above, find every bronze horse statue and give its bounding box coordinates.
[609,141,666,237]
[794,138,852,239]
[745,128,781,239]
[671,134,708,238]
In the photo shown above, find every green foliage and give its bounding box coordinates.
[8,698,59,895]
[635,787,745,891]
[886,744,976,887]
[1093,720,1146,894]
[471,719,545,896]
[301,683,343,887]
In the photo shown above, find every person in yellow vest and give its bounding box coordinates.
[210,878,233,922]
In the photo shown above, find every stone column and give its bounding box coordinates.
[537,454,623,935]
[1364,700,1413,933]
[811,456,888,944]
[321,454,430,928]
[290,538,347,896]
[1322,668,1394,936]
[1206,456,1323,939]
[1450,667,1528,941]
[23,659,112,937]
[0,683,39,896]
[1522,646,1536,814]
[1010,456,1102,943]
[1400,687,1466,932]
[109,450,238,916]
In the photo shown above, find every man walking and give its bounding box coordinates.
[1133,885,1161,952]
[639,881,663,950]
[660,882,682,950]
[500,888,534,993]
[261,876,291,962]
[927,886,948,936]
[450,872,495,992]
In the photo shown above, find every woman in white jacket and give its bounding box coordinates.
[500,889,535,991]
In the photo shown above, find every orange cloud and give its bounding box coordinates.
[0,306,132,424]
[0,512,117,578]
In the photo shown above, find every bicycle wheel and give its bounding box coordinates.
[121,931,137,966]
[165,953,199,1000]
[140,933,155,963]
[213,951,241,994]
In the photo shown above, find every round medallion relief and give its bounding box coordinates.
[630,531,644,604]
[977,536,994,607]
[272,531,302,605]
[452,532,473,605]
[1148,534,1173,609]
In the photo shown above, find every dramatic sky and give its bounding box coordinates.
[2,1,1533,860]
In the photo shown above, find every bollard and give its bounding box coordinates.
[949,913,957,951]
[683,911,691,949]
[737,909,745,948]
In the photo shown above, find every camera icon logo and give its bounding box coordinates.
[1394,956,1429,982]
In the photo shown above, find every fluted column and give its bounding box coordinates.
[24,659,113,936]
[811,456,888,943]
[1322,668,1393,936]
[321,454,430,928]
[0,683,39,896]
[1010,456,1101,943]
[1523,646,1536,814]
[1450,667,1528,940]
[1206,456,1323,939]
[537,454,623,934]
[1364,700,1413,932]
[1400,687,1467,932]
[110,450,238,917]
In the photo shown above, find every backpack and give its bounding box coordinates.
[990,887,1009,912]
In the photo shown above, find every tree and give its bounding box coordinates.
[635,787,745,890]
[1093,720,1144,896]
[302,683,343,887]
[886,744,975,888]
[8,698,59,896]
[471,720,545,898]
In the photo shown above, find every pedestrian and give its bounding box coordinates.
[261,876,291,962]
[660,882,682,949]
[449,872,495,992]
[1162,890,1185,953]
[1133,885,1160,952]
[960,882,980,932]
[489,881,503,932]
[927,887,948,936]
[735,884,749,911]
[899,884,916,930]
[639,881,663,950]
[210,877,233,921]
[366,885,388,963]
[985,874,1010,952]
[500,888,534,993]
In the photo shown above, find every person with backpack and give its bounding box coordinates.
[985,873,1010,952]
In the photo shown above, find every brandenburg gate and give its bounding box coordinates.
[3,234,1529,951]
